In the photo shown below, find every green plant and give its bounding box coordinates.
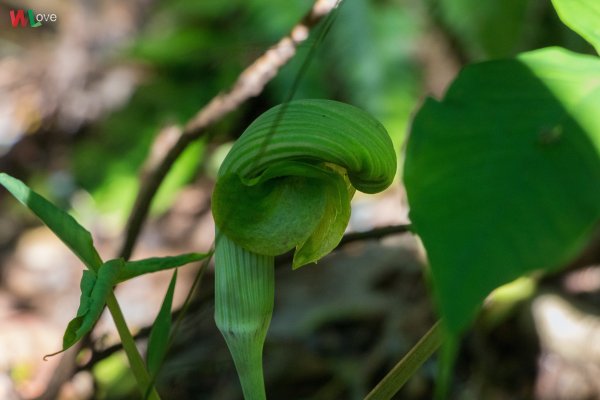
[0,173,207,399]
[212,99,397,399]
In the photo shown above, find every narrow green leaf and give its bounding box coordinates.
[46,259,123,358]
[74,270,97,321]
[551,0,600,54]
[404,47,600,336]
[0,173,103,271]
[147,269,177,377]
[118,253,207,283]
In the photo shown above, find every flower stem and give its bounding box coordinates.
[215,234,275,400]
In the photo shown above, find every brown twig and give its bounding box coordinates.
[119,0,341,260]
[338,224,412,246]
[275,223,411,265]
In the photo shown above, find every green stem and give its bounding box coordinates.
[365,321,443,400]
[215,234,275,400]
[105,292,161,400]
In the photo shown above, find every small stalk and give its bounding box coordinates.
[214,234,275,400]
[365,321,443,400]
[105,293,161,400]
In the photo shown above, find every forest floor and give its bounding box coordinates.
[1,175,600,399]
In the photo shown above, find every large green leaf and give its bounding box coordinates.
[404,47,600,336]
[0,173,103,271]
[552,0,600,54]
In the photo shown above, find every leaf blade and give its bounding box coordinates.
[551,0,600,54]
[46,259,123,358]
[146,269,177,377]
[404,47,600,336]
[118,253,207,283]
[0,173,103,271]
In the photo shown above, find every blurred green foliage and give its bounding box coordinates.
[94,353,140,400]
[71,0,424,223]
[430,0,594,59]
[434,0,532,58]
[68,0,593,224]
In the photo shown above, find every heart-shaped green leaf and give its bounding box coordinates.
[551,0,600,54]
[404,47,600,336]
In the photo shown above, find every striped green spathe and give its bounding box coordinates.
[212,99,397,399]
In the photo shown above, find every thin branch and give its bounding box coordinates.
[276,223,412,265]
[338,224,411,247]
[119,0,341,260]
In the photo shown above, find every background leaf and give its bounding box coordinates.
[0,173,103,271]
[147,269,177,377]
[433,0,532,59]
[404,47,600,336]
[551,0,600,54]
